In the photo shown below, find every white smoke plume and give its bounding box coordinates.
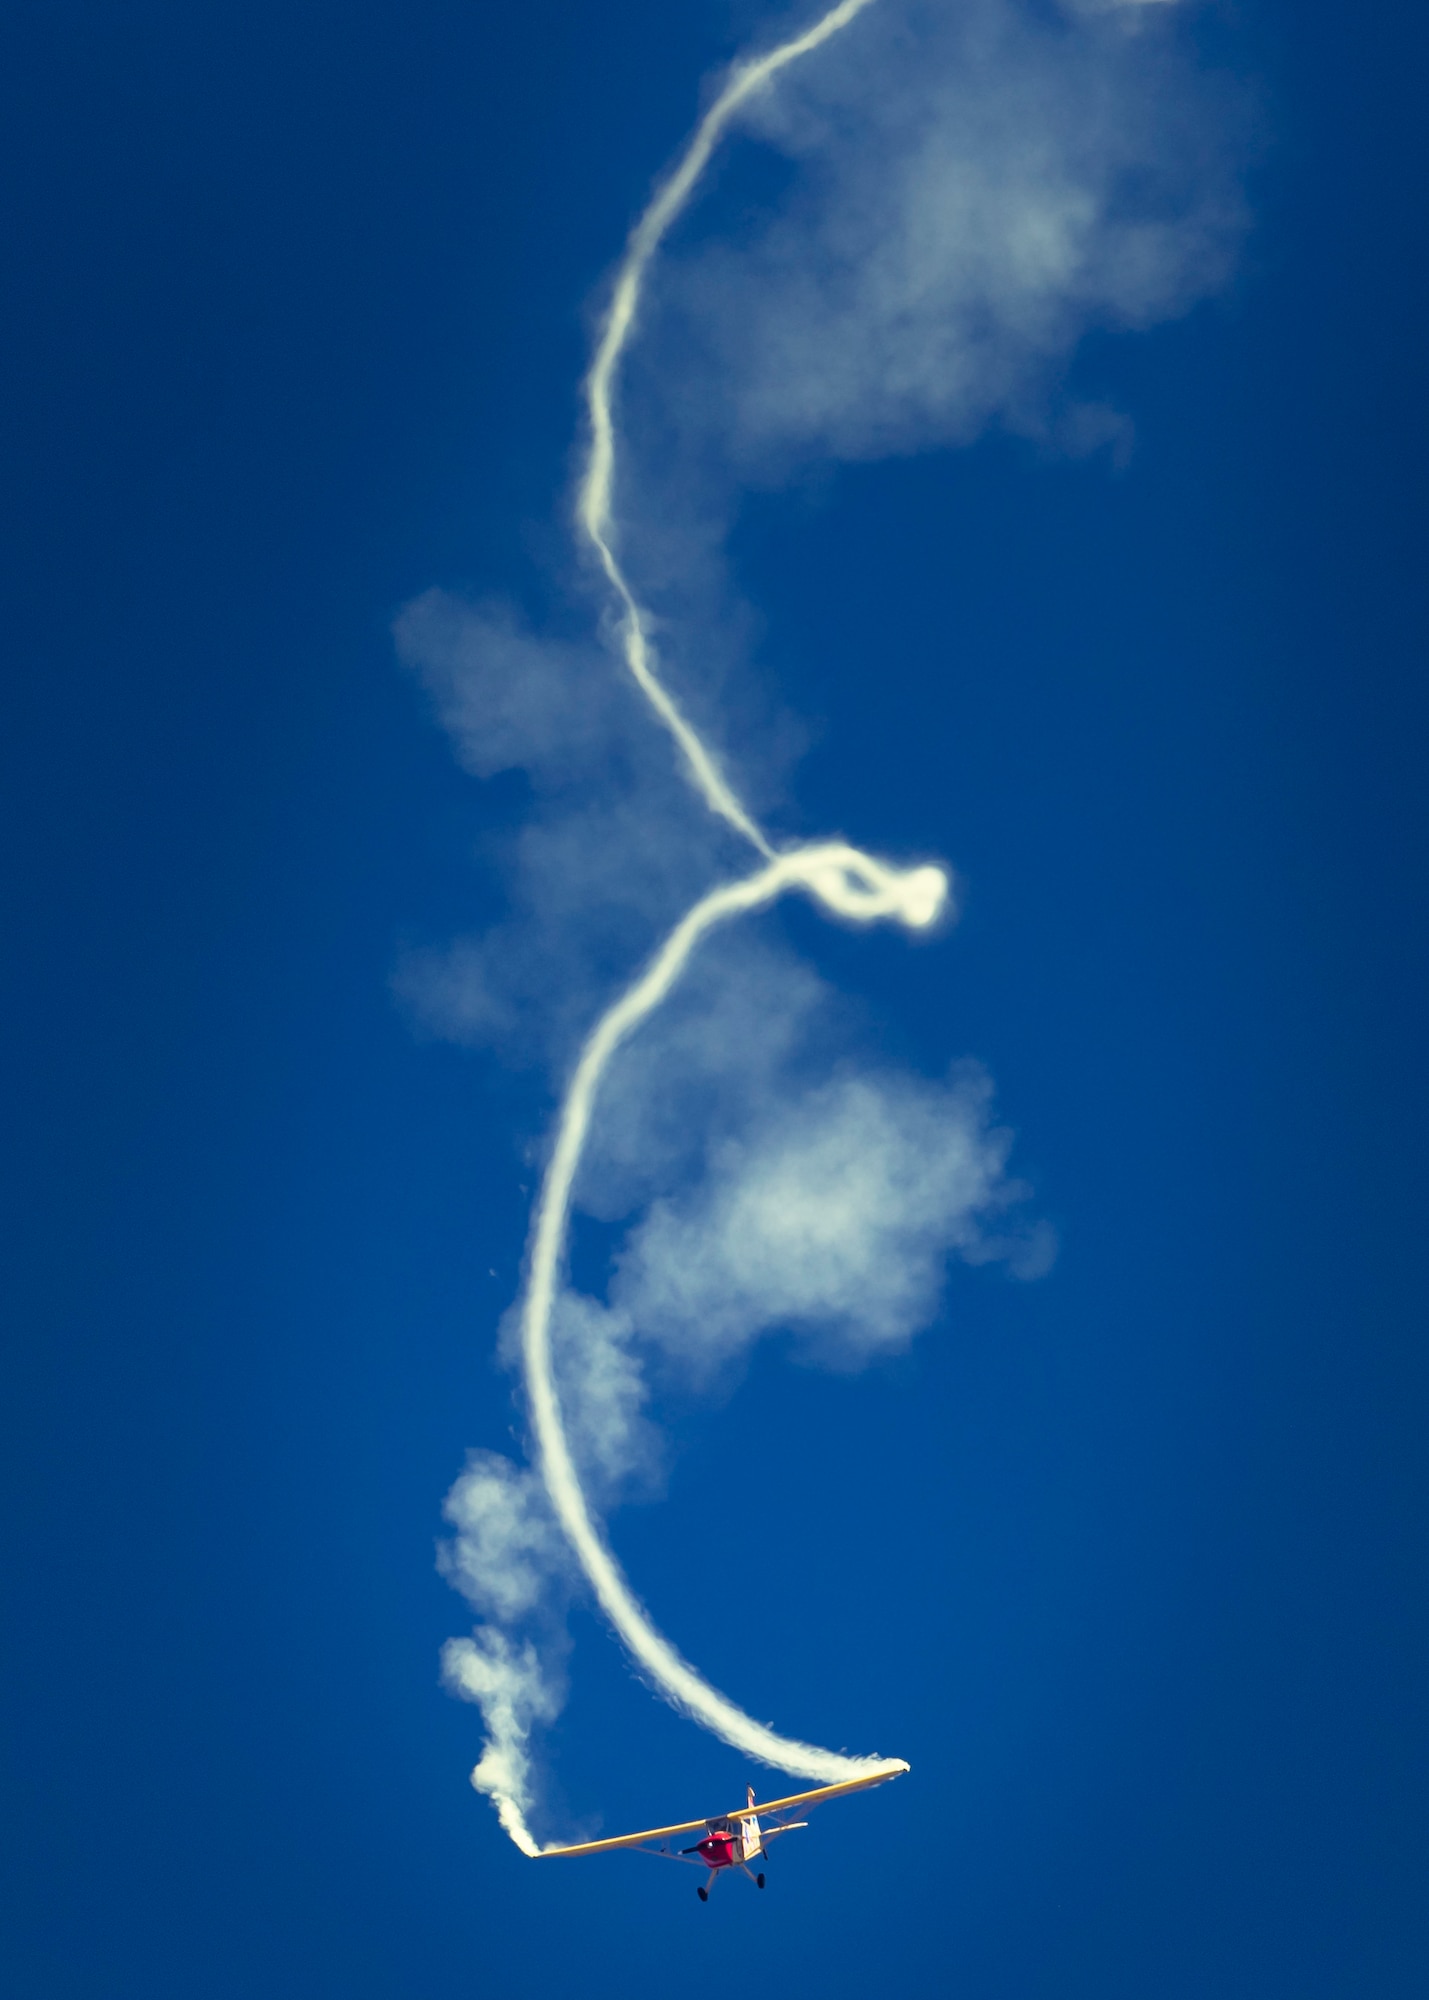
[413,0,1249,1853]
[612,1064,1056,1377]
[440,1630,563,1857]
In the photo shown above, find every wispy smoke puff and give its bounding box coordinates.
[546,1291,662,1499]
[393,592,626,786]
[440,1629,562,1856]
[405,0,1250,1846]
[439,1452,567,1622]
[642,0,1247,476]
[613,1065,1055,1375]
[395,593,759,1068]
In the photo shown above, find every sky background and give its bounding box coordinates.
[3,2,1427,1995]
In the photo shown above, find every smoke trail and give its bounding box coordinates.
[427,0,1247,1851]
[519,848,945,1806]
[460,2,936,1850]
[576,0,877,857]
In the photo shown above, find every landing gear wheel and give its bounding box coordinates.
[756,1873,765,1889]
[697,1887,708,1902]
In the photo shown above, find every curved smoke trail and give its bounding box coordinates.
[518,851,943,1824]
[481,0,943,1854]
[415,0,1252,1854]
[576,0,878,856]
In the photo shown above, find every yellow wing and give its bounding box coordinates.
[726,1762,910,1822]
[536,1760,909,1857]
[536,1814,716,1858]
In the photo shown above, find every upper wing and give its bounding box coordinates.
[536,1760,909,1858]
[727,1761,910,1823]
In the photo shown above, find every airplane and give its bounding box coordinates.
[537,1762,909,1901]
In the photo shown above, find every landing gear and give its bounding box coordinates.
[756,1873,765,1889]
[697,1886,708,1902]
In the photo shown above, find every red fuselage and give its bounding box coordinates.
[694,1831,738,1870]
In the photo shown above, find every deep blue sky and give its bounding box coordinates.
[3,3,1426,1995]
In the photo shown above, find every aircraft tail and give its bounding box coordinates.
[739,1786,762,1863]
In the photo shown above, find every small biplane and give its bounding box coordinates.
[538,1762,909,1901]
